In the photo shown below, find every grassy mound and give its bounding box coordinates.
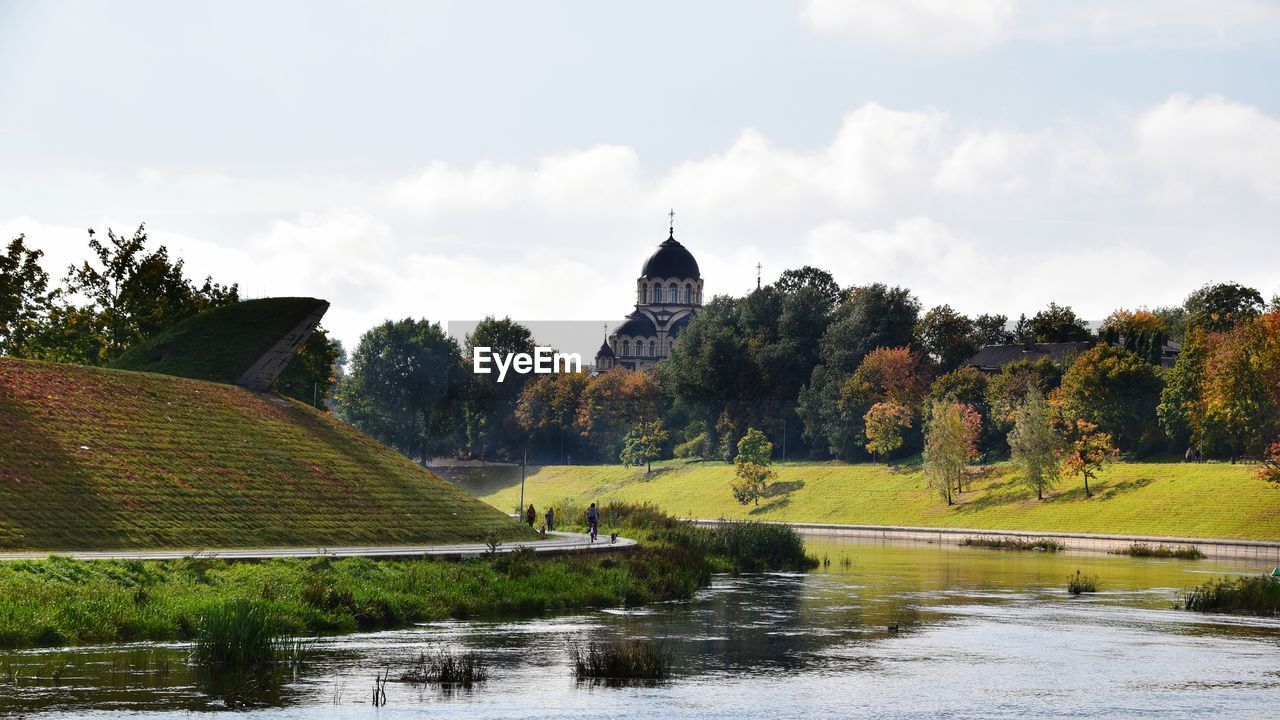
[443,459,1280,541]
[110,297,326,384]
[0,358,530,549]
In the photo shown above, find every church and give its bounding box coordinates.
[595,222,704,371]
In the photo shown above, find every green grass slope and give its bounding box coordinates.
[443,459,1280,541]
[0,358,531,549]
[110,297,327,384]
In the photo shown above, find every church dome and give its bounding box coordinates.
[641,232,700,280]
[615,314,657,337]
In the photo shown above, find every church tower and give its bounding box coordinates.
[595,215,703,371]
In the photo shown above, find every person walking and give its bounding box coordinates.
[525,504,537,527]
[545,506,555,532]
[586,503,599,542]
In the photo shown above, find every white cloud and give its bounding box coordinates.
[933,131,1035,195]
[1137,94,1280,203]
[801,0,1016,52]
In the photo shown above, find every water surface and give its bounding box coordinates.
[1,538,1276,718]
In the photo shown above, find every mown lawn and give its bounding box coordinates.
[0,359,531,549]
[442,458,1280,541]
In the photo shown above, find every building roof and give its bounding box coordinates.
[614,314,657,338]
[641,232,701,280]
[965,341,1094,371]
[595,340,615,358]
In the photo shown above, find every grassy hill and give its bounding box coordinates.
[110,297,327,384]
[0,358,531,549]
[442,459,1280,541]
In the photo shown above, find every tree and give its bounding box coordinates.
[972,313,1013,346]
[927,367,995,455]
[839,346,931,459]
[463,317,536,458]
[986,356,1063,426]
[1054,345,1163,453]
[1199,312,1280,457]
[798,284,920,460]
[1009,388,1059,500]
[1026,302,1092,343]
[923,402,976,505]
[0,235,50,356]
[774,266,841,307]
[1259,439,1280,485]
[731,428,775,505]
[1157,327,1207,449]
[863,401,912,461]
[516,371,590,462]
[337,318,464,461]
[620,419,669,473]
[58,224,238,363]
[274,325,342,409]
[916,305,977,372]
[1184,282,1264,334]
[1099,309,1167,366]
[576,369,662,460]
[1059,419,1115,498]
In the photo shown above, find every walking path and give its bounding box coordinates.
[692,520,1280,565]
[0,531,637,562]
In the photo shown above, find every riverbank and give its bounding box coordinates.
[0,512,811,649]
[442,459,1280,541]
[693,520,1280,566]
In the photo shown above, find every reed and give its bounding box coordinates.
[1183,576,1280,615]
[961,536,1065,552]
[570,639,672,681]
[398,648,488,685]
[191,600,280,667]
[1123,543,1205,559]
[1067,571,1099,595]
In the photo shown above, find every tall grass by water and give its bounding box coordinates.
[557,501,817,572]
[1183,576,1280,615]
[570,639,672,681]
[1121,543,1205,560]
[961,536,1065,552]
[1067,571,1100,595]
[398,648,487,685]
[192,601,281,667]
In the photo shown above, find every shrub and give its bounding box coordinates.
[674,432,711,459]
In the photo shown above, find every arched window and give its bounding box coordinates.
[642,286,649,304]
[622,340,630,356]
[683,283,692,304]
[649,339,656,357]
[668,283,677,303]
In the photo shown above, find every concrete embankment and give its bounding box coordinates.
[692,520,1280,566]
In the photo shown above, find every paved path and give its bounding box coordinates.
[0,531,637,562]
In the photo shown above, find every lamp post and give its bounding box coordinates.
[519,446,527,521]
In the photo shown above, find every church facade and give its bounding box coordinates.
[595,229,703,371]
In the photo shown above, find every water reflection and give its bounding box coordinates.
[1,538,1278,718]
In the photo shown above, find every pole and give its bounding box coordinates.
[782,419,786,462]
[519,446,527,520]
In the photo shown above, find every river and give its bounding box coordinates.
[1,537,1277,718]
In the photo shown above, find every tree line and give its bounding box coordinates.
[5,230,1278,486]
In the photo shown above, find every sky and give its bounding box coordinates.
[2,0,1279,356]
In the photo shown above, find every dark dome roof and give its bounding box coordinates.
[641,232,700,280]
[669,313,693,337]
[615,314,657,338]
[595,340,615,358]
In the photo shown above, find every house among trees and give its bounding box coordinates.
[965,338,1182,373]
[964,341,1094,374]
